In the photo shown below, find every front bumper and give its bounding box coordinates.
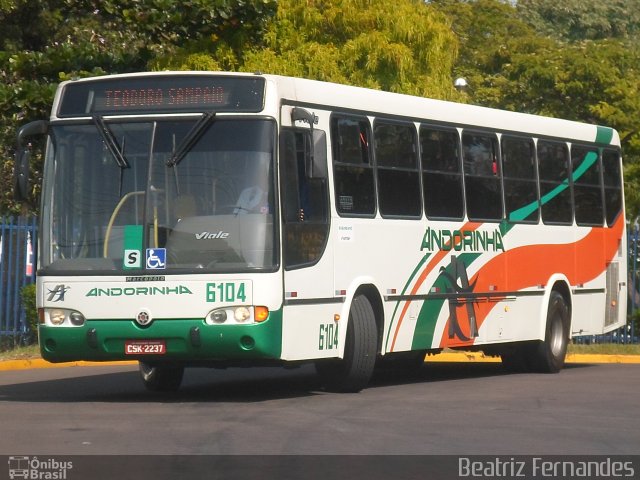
[39,310,282,364]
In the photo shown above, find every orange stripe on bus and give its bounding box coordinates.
[438,217,623,348]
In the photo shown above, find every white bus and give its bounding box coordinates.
[15,72,627,392]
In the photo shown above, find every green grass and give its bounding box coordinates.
[568,343,640,355]
[0,344,41,362]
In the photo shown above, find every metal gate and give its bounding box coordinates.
[0,216,37,342]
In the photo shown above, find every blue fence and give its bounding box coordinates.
[0,216,37,342]
[0,216,638,344]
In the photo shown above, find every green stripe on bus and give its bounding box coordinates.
[385,253,432,352]
[508,151,598,222]
[411,253,480,350]
[595,126,614,145]
[408,141,604,349]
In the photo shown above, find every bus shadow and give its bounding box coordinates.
[0,361,599,403]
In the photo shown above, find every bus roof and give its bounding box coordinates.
[52,71,620,147]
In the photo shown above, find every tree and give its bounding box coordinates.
[517,0,640,41]
[514,0,640,218]
[158,0,461,101]
[0,0,277,213]
[433,0,640,219]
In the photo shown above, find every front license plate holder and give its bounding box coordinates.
[125,339,166,355]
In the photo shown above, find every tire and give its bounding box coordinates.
[530,291,570,373]
[316,294,378,392]
[139,362,185,392]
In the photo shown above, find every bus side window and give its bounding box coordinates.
[502,136,539,223]
[572,145,604,226]
[280,128,330,269]
[420,126,464,219]
[374,120,421,218]
[602,149,622,226]
[538,140,573,225]
[462,131,503,221]
[331,115,375,216]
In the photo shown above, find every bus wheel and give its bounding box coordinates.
[530,291,570,373]
[139,362,184,392]
[315,294,377,393]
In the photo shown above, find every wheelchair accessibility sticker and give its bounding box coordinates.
[146,248,166,270]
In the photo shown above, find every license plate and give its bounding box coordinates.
[125,340,166,355]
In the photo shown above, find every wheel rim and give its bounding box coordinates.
[139,362,154,379]
[549,314,565,357]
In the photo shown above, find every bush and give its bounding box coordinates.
[21,283,38,343]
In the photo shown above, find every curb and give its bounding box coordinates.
[0,358,137,371]
[1,353,640,371]
[427,352,640,364]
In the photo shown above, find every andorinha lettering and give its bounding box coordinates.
[421,226,505,252]
[86,286,193,297]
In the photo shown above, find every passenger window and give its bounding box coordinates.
[331,116,375,216]
[602,149,622,226]
[462,131,502,221]
[374,121,421,217]
[420,127,464,219]
[572,145,603,226]
[537,141,572,225]
[502,136,538,223]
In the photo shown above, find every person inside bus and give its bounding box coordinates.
[234,157,271,214]
[234,185,267,214]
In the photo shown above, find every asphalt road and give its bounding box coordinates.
[0,362,638,456]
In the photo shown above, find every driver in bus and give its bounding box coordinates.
[234,157,270,214]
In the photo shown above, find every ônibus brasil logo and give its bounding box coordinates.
[8,456,72,479]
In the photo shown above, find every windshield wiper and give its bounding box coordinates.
[93,115,129,168]
[167,112,216,167]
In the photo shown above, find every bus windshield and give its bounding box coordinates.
[40,118,277,273]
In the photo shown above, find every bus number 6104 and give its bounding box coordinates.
[319,323,339,350]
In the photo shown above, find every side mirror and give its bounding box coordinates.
[307,130,328,180]
[14,120,49,201]
[14,148,31,201]
[291,107,316,128]
[290,108,327,179]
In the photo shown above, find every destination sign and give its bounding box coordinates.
[58,75,265,116]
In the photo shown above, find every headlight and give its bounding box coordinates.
[209,310,228,324]
[205,306,266,325]
[49,309,66,325]
[69,311,86,326]
[46,308,86,327]
[234,307,251,322]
